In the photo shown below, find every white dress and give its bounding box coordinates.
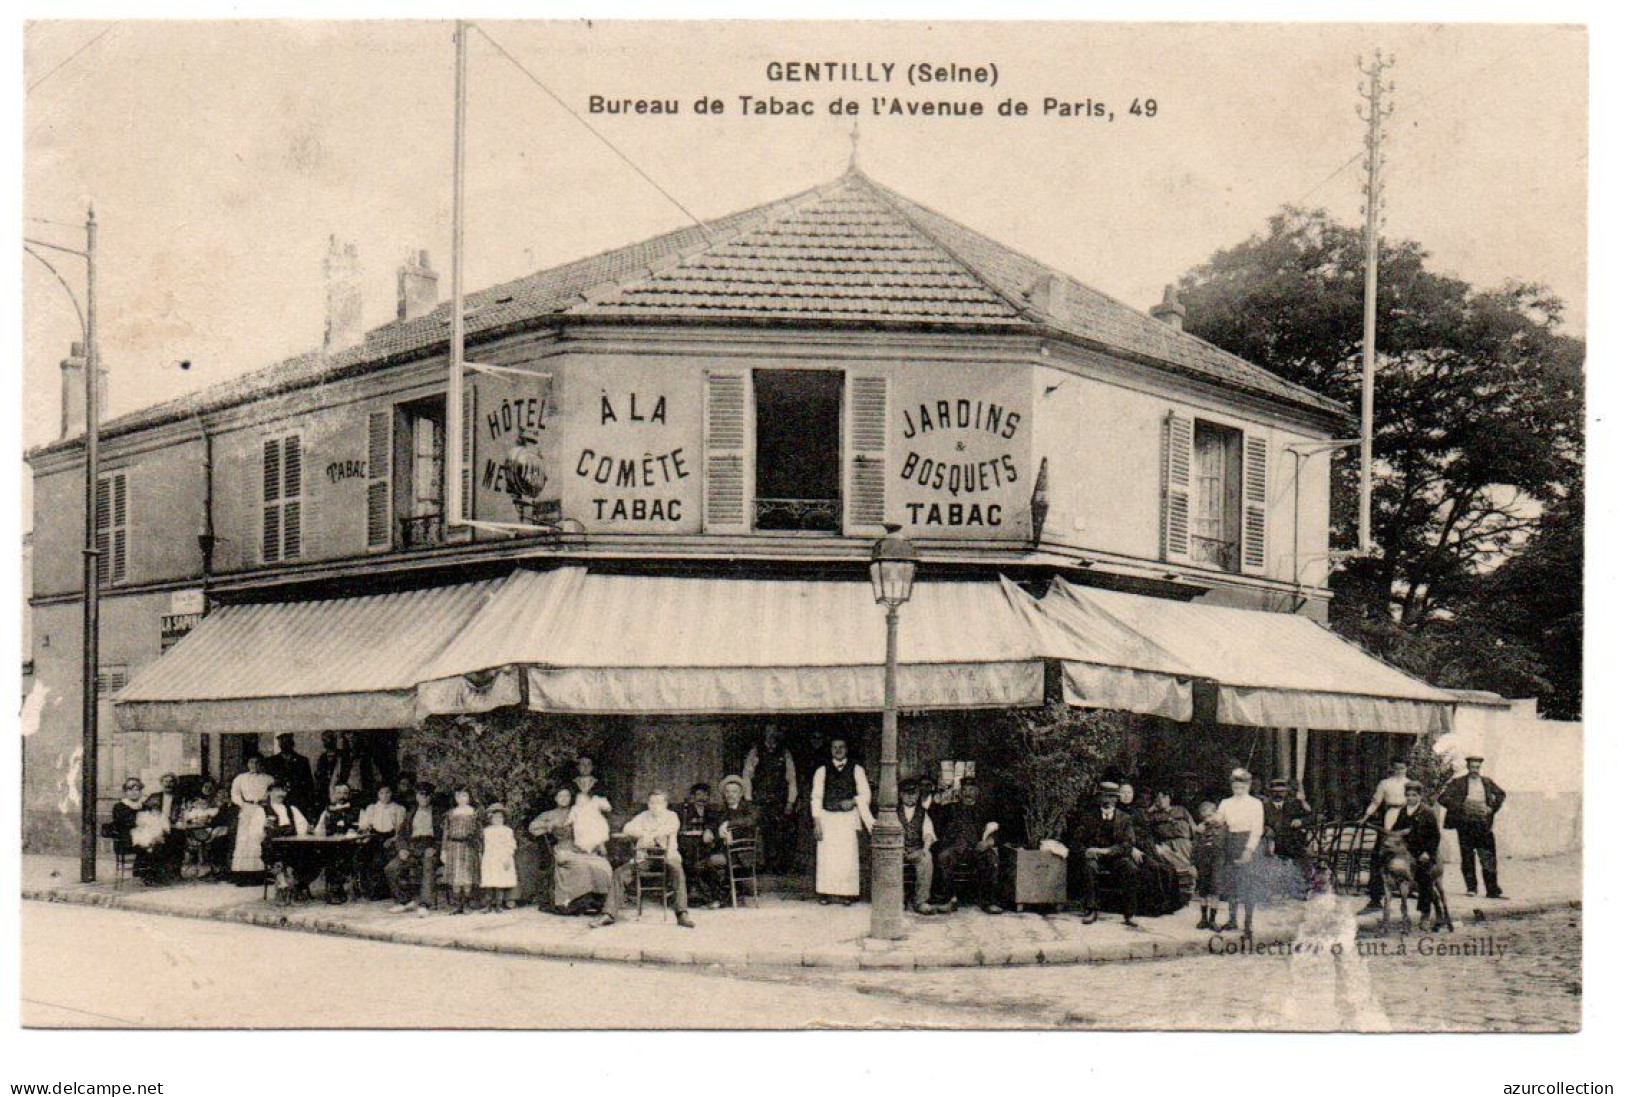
[480,824,518,888]
[811,763,873,897]
[229,770,274,873]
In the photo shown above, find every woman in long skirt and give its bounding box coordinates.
[1214,768,1265,936]
[528,787,613,913]
[228,755,274,884]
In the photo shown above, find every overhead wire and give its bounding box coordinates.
[27,23,119,95]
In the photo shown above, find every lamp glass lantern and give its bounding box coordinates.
[869,528,918,607]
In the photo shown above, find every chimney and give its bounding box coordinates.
[1027,272,1069,317]
[59,341,100,439]
[396,249,438,322]
[323,236,364,355]
[1150,283,1187,332]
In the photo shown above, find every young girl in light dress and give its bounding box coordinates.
[480,803,518,911]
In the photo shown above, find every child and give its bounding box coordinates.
[1192,800,1225,931]
[442,787,480,914]
[480,803,518,912]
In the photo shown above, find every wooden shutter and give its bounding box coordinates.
[261,438,282,562]
[703,370,751,532]
[281,435,303,560]
[1241,431,1269,575]
[110,474,127,583]
[366,410,392,550]
[450,384,476,539]
[93,474,126,585]
[1161,411,1194,563]
[845,373,888,534]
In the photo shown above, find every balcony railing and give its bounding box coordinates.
[401,513,446,548]
[1190,534,1240,572]
[754,497,841,533]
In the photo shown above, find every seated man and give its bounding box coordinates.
[315,784,363,903]
[1069,781,1143,928]
[898,778,939,915]
[711,775,761,901]
[260,781,316,901]
[932,777,1004,914]
[594,790,696,929]
[677,781,724,908]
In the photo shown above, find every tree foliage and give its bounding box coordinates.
[1003,704,1131,846]
[401,710,604,819]
[1178,208,1584,715]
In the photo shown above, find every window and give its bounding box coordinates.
[1191,420,1242,572]
[96,664,129,696]
[261,433,303,563]
[94,472,128,585]
[752,370,843,532]
[395,398,446,548]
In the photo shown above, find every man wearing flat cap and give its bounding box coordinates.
[1264,777,1312,898]
[897,778,939,915]
[1388,779,1444,926]
[1439,755,1507,898]
[1358,758,1414,912]
[1068,781,1142,928]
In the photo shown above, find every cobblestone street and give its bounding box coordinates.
[792,907,1581,1031]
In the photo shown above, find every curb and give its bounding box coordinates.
[21,884,1580,971]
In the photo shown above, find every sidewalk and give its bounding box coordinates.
[22,852,1580,970]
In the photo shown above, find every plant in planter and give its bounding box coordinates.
[998,704,1132,908]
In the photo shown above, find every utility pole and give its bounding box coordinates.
[1356,50,1394,556]
[80,204,101,883]
[446,19,468,529]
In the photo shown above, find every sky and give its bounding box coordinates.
[21,20,1588,455]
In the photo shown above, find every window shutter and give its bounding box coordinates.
[94,477,111,585]
[703,370,751,532]
[282,436,303,559]
[263,439,282,504]
[845,373,888,534]
[1161,411,1194,563]
[451,384,477,538]
[366,411,392,549]
[262,503,282,563]
[111,473,128,584]
[1241,432,1269,575]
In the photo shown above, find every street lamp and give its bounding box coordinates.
[25,206,100,884]
[869,524,917,940]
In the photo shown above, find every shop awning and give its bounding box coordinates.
[1036,578,1455,734]
[114,578,507,734]
[416,568,1048,716]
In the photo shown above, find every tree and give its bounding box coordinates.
[1178,208,1583,709]
[1001,704,1131,845]
[402,710,606,819]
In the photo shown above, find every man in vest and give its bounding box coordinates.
[742,723,799,874]
[1439,755,1508,898]
[1359,758,1413,913]
[810,736,873,905]
[898,777,939,915]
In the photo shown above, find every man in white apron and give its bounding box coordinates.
[810,737,873,905]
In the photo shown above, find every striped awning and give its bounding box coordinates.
[416,568,1048,716]
[1035,578,1455,734]
[114,578,507,733]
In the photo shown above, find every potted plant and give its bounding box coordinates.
[1000,704,1130,908]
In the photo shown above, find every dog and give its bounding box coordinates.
[1377,830,1416,935]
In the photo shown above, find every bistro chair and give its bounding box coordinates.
[99,823,134,891]
[726,832,761,908]
[633,848,673,920]
[1312,819,1379,894]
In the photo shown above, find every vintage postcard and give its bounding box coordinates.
[16,17,1587,1051]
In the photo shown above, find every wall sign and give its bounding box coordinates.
[891,367,1032,538]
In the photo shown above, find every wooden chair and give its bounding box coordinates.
[99,824,134,891]
[726,833,761,908]
[633,847,672,920]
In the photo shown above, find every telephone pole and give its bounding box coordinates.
[1356,50,1394,556]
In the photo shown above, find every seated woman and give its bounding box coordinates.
[1125,786,1187,916]
[106,778,146,873]
[180,779,232,878]
[260,781,315,902]
[528,787,613,915]
[1144,789,1197,899]
[357,784,407,900]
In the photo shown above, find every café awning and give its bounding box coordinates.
[1036,578,1455,734]
[416,568,1048,716]
[114,578,507,734]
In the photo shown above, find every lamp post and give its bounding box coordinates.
[25,206,100,883]
[868,524,918,940]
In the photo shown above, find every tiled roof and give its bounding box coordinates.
[34,169,1343,458]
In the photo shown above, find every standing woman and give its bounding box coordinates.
[228,754,274,885]
[442,787,481,914]
[809,736,873,906]
[1215,767,1266,937]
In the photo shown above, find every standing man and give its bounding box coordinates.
[810,736,873,906]
[314,732,344,810]
[264,734,318,823]
[741,723,799,874]
[1358,758,1413,914]
[1439,755,1507,899]
[1264,778,1312,898]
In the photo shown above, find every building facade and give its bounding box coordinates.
[25,169,1360,851]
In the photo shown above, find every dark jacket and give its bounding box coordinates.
[1390,805,1442,860]
[1070,807,1137,860]
[1438,774,1506,830]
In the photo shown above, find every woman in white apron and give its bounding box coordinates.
[228,754,274,883]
